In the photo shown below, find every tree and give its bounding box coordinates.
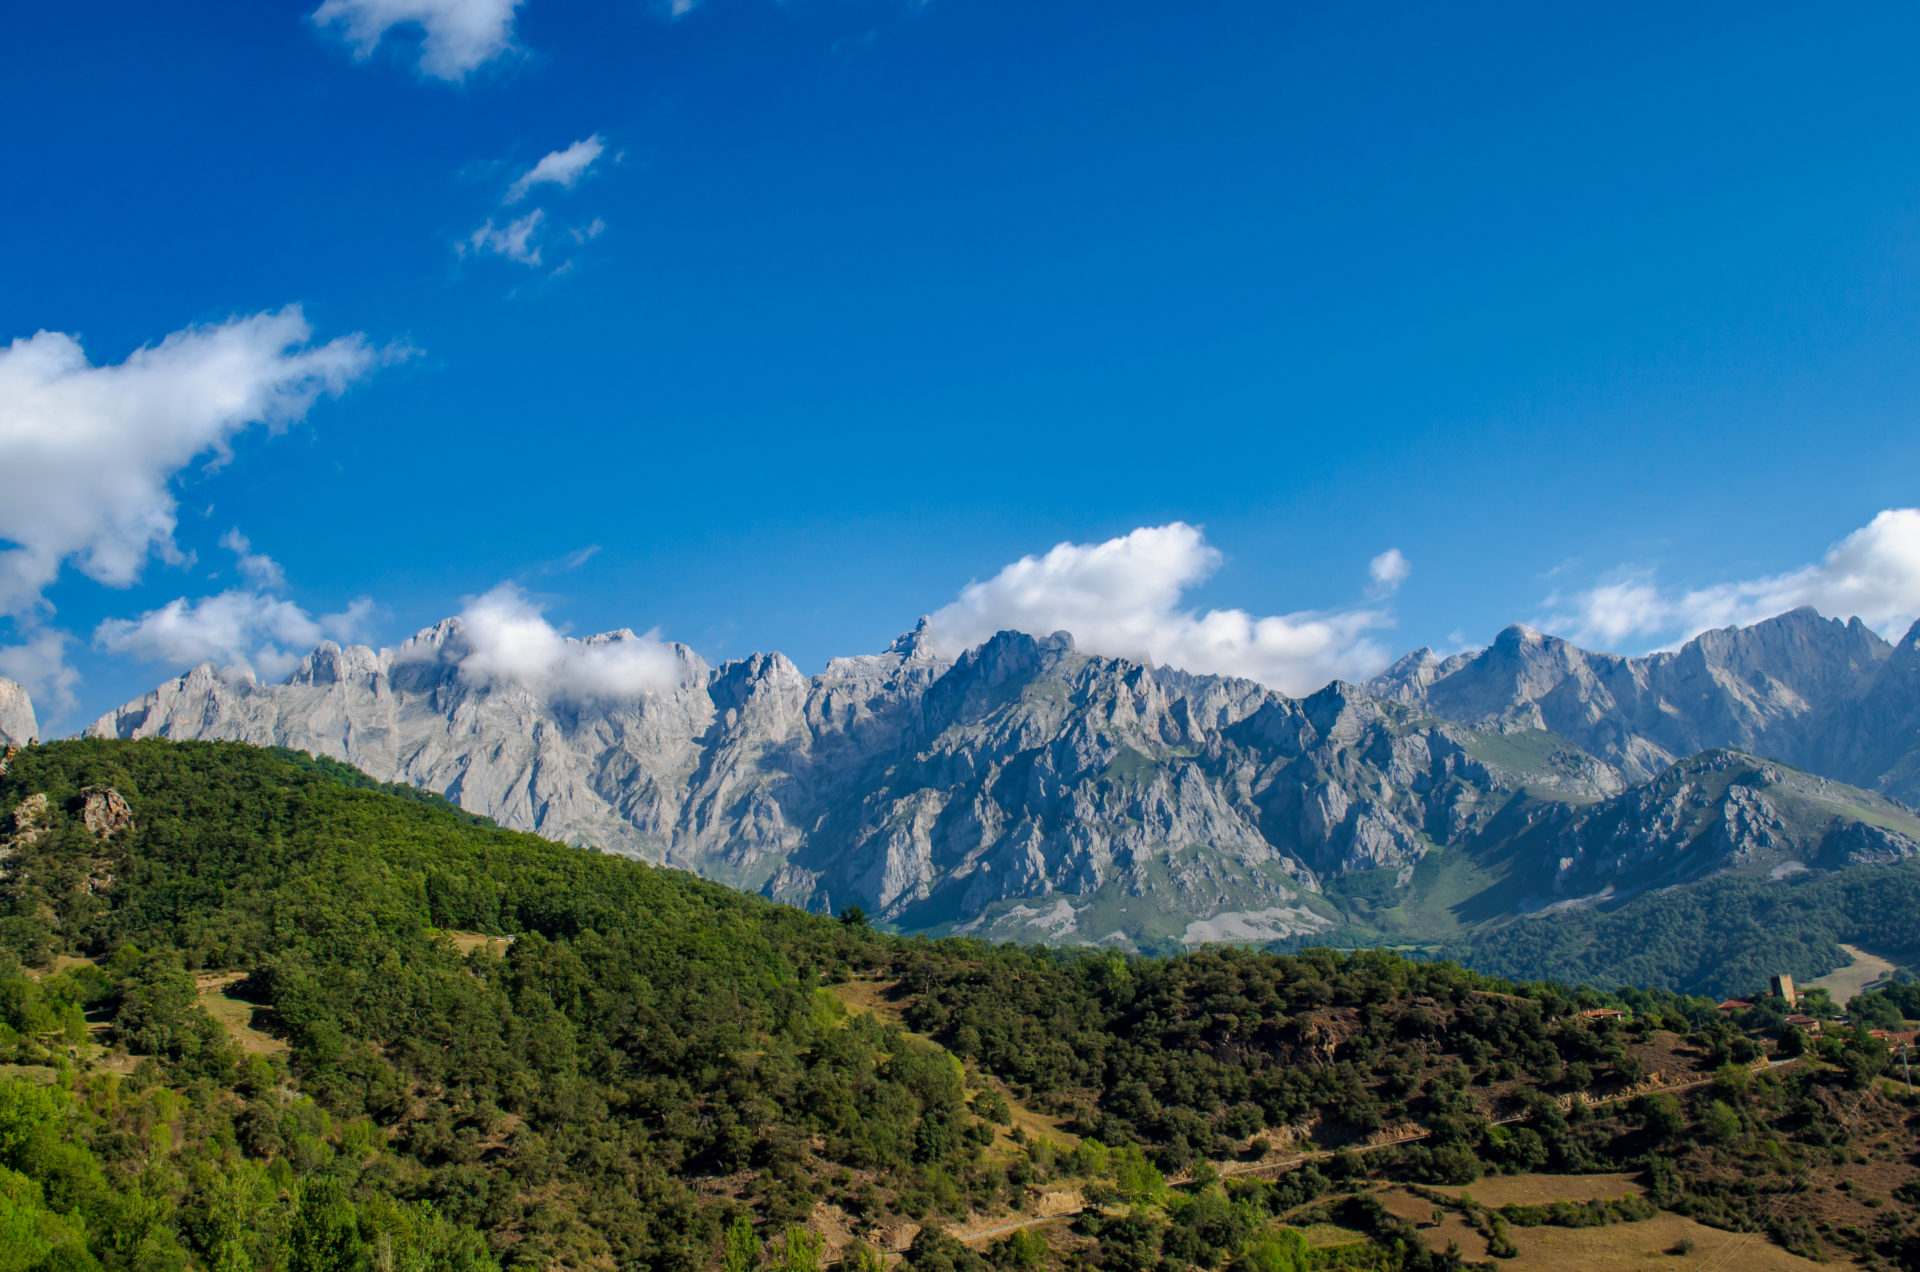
[1243,1228,1310,1272]
[1111,1144,1164,1203]
[1701,1100,1741,1144]
[1631,1093,1684,1143]
[290,1176,362,1272]
[778,1226,825,1272]
[905,1223,984,1272]
[722,1216,760,1272]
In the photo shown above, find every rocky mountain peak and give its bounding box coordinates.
[887,616,944,660]
[953,628,1076,685]
[288,641,385,687]
[0,677,36,746]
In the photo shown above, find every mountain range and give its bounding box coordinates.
[29,603,1912,965]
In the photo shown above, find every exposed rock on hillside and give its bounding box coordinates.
[80,786,133,839]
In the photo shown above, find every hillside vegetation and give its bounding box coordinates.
[1,740,1917,1272]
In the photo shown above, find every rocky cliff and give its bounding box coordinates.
[0,678,36,747]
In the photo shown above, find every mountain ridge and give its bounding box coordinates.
[78,605,1920,955]
[1369,607,1920,802]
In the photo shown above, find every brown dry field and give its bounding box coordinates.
[1805,943,1897,1005]
[1496,1213,1823,1271]
[1430,1172,1643,1206]
[1375,1174,1827,1271]
[1376,1187,1491,1260]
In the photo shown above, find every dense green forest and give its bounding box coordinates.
[2,740,1917,1271]
[1464,860,1920,998]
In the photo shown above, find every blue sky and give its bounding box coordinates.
[6,1,1920,729]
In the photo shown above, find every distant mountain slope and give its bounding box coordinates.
[1466,855,1920,997]
[1369,607,1920,802]
[1527,749,1920,905]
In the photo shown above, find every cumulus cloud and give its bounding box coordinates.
[1368,548,1411,597]
[96,591,376,683]
[450,584,683,698]
[1539,508,1920,649]
[219,528,287,591]
[506,136,606,204]
[0,307,379,620]
[925,523,1402,695]
[0,628,80,717]
[310,0,522,81]
[466,209,546,265]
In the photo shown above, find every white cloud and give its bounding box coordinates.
[450,583,683,698]
[506,136,606,204]
[1539,508,1920,649]
[0,307,378,619]
[0,627,80,717]
[219,528,287,591]
[1367,547,1410,597]
[95,591,376,683]
[310,0,523,81]
[925,523,1402,696]
[466,209,546,265]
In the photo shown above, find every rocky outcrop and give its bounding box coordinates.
[8,792,49,846]
[80,786,132,839]
[0,678,35,746]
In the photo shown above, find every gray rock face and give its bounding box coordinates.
[1530,749,1920,907]
[1370,608,1920,801]
[86,618,1609,947]
[0,678,36,746]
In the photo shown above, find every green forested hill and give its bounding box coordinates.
[1465,860,1920,998]
[1,740,1915,1272]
